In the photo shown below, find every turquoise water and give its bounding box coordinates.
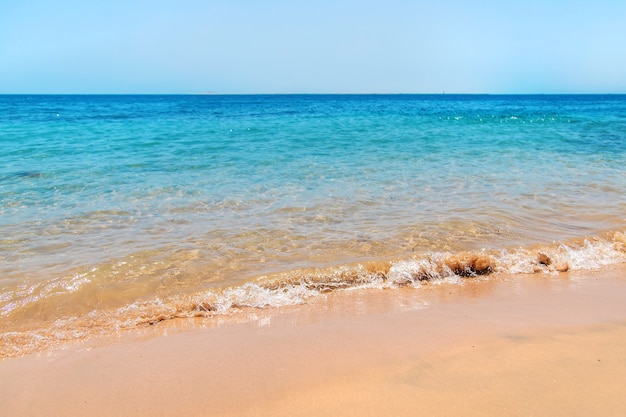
[1,94,626,356]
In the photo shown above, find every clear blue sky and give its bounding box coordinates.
[2,0,625,94]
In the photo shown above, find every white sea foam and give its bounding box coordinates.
[171,232,626,317]
[2,232,625,359]
[212,283,320,313]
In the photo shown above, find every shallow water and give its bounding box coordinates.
[1,94,625,357]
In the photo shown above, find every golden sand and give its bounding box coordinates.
[1,264,625,416]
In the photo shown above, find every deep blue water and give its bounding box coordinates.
[1,94,626,350]
[2,95,625,267]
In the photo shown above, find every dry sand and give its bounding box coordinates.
[1,264,626,417]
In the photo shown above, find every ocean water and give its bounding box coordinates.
[1,94,625,357]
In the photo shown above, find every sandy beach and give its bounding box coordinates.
[1,264,625,417]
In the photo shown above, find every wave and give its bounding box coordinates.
[1,231,625,359]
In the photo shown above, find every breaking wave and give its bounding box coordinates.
[1,231,625,359]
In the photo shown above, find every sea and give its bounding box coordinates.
[1,94,625,357]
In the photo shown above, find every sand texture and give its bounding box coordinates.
[1,265,626,417]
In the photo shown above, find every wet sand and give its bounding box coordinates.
[1,264,626,416]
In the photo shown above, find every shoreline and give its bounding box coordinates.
[1,264,626,416]
[2,230,625,359]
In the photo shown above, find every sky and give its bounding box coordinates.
[1,0,626,94]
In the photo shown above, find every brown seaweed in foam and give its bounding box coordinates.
[537,253,552,266]
[555,261,569,272]
[363,261,392,278]
[535,252,570,271]
[444,252,494,277]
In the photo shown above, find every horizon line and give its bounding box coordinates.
[1,92,625,96]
